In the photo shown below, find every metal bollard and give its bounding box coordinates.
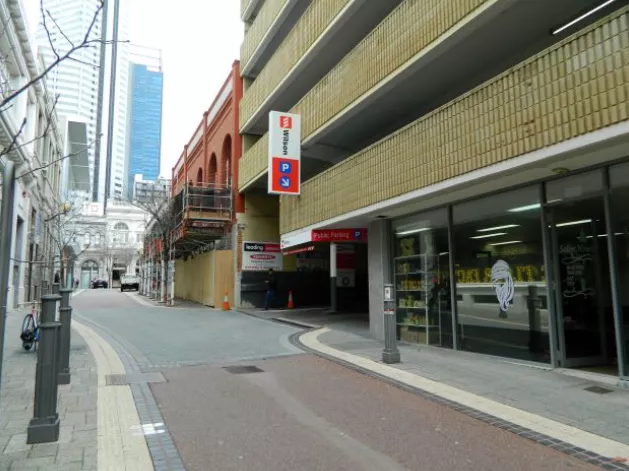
[27,294,62,444]
[382,284,401,364]
[57,288,73,385]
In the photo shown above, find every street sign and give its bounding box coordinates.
[268,111,301,195]
[311,228,367,242]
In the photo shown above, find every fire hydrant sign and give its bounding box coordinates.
[242,241,283,271]
[268,111,301,195]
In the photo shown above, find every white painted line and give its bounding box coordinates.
[72,289,86,297]
[301,327,629,461]
[72,319,154,471]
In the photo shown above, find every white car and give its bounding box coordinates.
[120,275,140,292]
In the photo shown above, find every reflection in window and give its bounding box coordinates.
[393,209,453,348]
[609,162,629,378]
[452,187,550,363]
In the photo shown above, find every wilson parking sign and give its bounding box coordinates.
[268,111,301,195]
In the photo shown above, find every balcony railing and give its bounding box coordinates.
[239,0,351,128]
[241,0,290,72]
[279,6,629,234]
[172,182,233,243]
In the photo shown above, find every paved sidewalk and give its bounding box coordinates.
[305,321,629,449]
[0,308,97,471]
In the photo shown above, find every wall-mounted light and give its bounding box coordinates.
[470,232,507,240]
[551,0,616,35]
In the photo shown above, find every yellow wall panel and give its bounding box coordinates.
[280,7,629,233]
[241,0,289,70]
[240,0,351,127]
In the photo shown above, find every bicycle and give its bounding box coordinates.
[20,302,40,351]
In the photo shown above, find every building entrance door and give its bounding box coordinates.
[546,197,615,369]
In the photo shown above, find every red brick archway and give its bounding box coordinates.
[222,134,232,188]
[208,153,217,185]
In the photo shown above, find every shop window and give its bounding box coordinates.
[452,186,550,363]
[609,161,629,379]
[546,169,604,203]
[392,209,453,348]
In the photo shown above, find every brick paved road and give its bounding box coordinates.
[73,290,604,470]
[0,308,97,471]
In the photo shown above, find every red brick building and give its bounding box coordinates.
[168,61,244,306]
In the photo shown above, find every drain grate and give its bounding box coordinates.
[105,372,166,386]
[223,365,264,375]
[584,385,614,395]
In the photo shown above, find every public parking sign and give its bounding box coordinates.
[268,111,301,195]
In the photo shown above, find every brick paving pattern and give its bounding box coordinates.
[0,309,97,471]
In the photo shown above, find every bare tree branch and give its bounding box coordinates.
[0,117,27,160]
[0,1,115,112]
[16,135,100,180]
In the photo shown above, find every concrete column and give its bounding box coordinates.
[27,294,61,444]
[0,161,16,389]
[368,219,392,341]
[330,242,337,313]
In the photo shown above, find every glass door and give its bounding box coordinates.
[546,198,611,367]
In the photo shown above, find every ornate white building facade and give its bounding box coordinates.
[71,200,148,288]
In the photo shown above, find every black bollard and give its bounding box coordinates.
[57,288,73,385]
[27,294,62,444]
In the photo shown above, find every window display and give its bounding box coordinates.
[393,209,452,347]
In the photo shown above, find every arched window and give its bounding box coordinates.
[222,135,232,188]
[209,153,217,185]
[196,168,203,185]
[113,222,129,244]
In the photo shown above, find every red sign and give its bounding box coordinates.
[311,229,367,242]
[279,116,293,129]
[282,245,316,256]
[270,157,300,194]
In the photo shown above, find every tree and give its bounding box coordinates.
[126,179,174,301]
[0,0,110,167]
[44,195,93,286]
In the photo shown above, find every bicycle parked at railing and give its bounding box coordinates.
[20,301,40,351]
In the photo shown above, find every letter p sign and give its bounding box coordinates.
[279,161,292,174]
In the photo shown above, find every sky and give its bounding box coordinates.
[24,0,243,178]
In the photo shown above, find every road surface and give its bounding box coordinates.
[73,290,598,471]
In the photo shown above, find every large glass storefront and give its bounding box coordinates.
[391,162,629,380]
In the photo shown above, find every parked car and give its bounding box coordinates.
[91,279,108,289]
[120,275,140,292]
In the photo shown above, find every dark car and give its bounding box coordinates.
[91,279,108,289]
[120,275,140,292]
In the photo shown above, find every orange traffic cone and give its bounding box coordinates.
[287,289,294,309]
[222,291,230,311]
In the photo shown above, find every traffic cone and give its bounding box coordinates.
[287,289,294,309]
[222,291,230,311]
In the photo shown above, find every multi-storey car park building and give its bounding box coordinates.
[237,0,629,385]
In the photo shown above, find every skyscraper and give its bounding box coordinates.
[35,0,131,204]
[125,48,164,193]
[36,0,102,201]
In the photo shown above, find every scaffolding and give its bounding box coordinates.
[171,182,233,256]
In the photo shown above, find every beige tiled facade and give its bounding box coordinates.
[280,7,629,233]
[240,0,290,69]
[239,0,494,188]
[239,0,351,128]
